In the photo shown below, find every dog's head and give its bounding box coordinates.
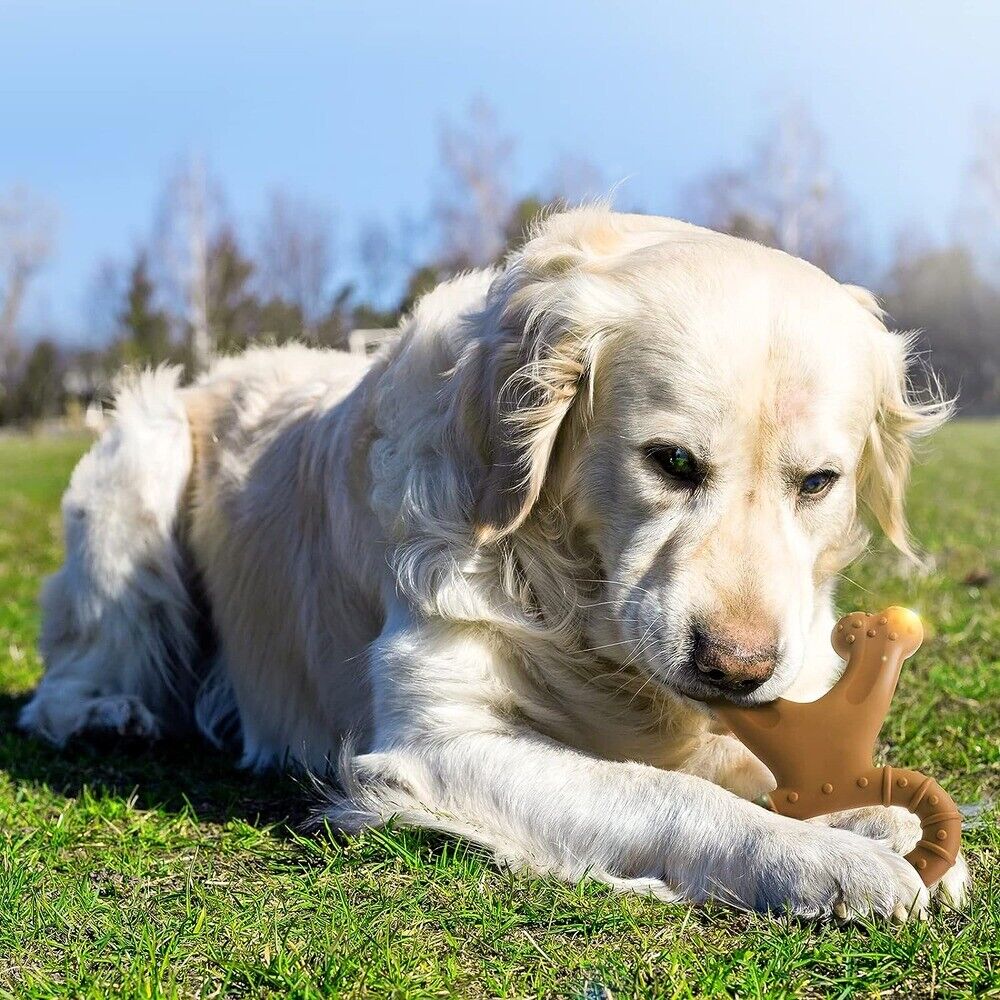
[472,208,949,704]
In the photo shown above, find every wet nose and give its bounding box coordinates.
[691,624,777,694]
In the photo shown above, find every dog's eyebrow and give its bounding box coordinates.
[777,433,852,469]
[629,430,714,459]
[784,458,844,473]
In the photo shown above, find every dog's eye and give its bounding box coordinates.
[799,469,839,497]
[647,445,704,486]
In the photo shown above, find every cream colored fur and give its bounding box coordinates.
[22,209,968,919]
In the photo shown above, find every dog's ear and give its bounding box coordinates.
[470,209,633,544]
[849,286,953,561]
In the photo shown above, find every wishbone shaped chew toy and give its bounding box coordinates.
[713,607,961,886]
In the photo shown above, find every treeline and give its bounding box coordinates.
[1,101,998,425]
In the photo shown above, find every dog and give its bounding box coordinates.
[21,208,969,919]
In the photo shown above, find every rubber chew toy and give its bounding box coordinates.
[713,607,961,886]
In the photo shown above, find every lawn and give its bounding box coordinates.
[0,423,997,999]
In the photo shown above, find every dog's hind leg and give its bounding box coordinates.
[19,367,200,745]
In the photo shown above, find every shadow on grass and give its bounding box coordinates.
[0,693,312,831]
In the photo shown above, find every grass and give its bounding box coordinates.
[0,423,997,998]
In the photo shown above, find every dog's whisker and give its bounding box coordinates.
[575,638,644,655]
[620,624,655,671]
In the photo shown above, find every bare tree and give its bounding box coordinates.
[0,186,57,365]
[153,155,225,371]
[257,190,335,338]
[685,104,857,278]
[433,98,515,268]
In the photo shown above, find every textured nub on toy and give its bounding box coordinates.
[712,606,962,886]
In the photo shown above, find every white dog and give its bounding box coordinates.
[21,209,968,919]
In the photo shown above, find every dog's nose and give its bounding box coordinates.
[690,624,777,695]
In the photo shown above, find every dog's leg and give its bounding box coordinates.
[337,730,935,918]
[20,368,199,745]
[331,624,931,920]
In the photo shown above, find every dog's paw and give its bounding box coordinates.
[76,695,161,740]
[757,818,929,921]
[810,806,971,909]
[19,690,160,746]
[811,805,921,855]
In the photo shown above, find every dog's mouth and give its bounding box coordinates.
[666,674,775,707]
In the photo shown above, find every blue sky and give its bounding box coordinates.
[1,0,998,341]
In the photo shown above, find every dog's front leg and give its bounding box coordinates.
[334,623,930,920]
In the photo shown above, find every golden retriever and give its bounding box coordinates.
[21,208,968,919]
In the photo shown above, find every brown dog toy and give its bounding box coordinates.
[713,607,961,886]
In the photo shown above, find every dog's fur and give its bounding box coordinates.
[21,209,969,918]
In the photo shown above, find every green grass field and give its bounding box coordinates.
[0,424,997,999]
